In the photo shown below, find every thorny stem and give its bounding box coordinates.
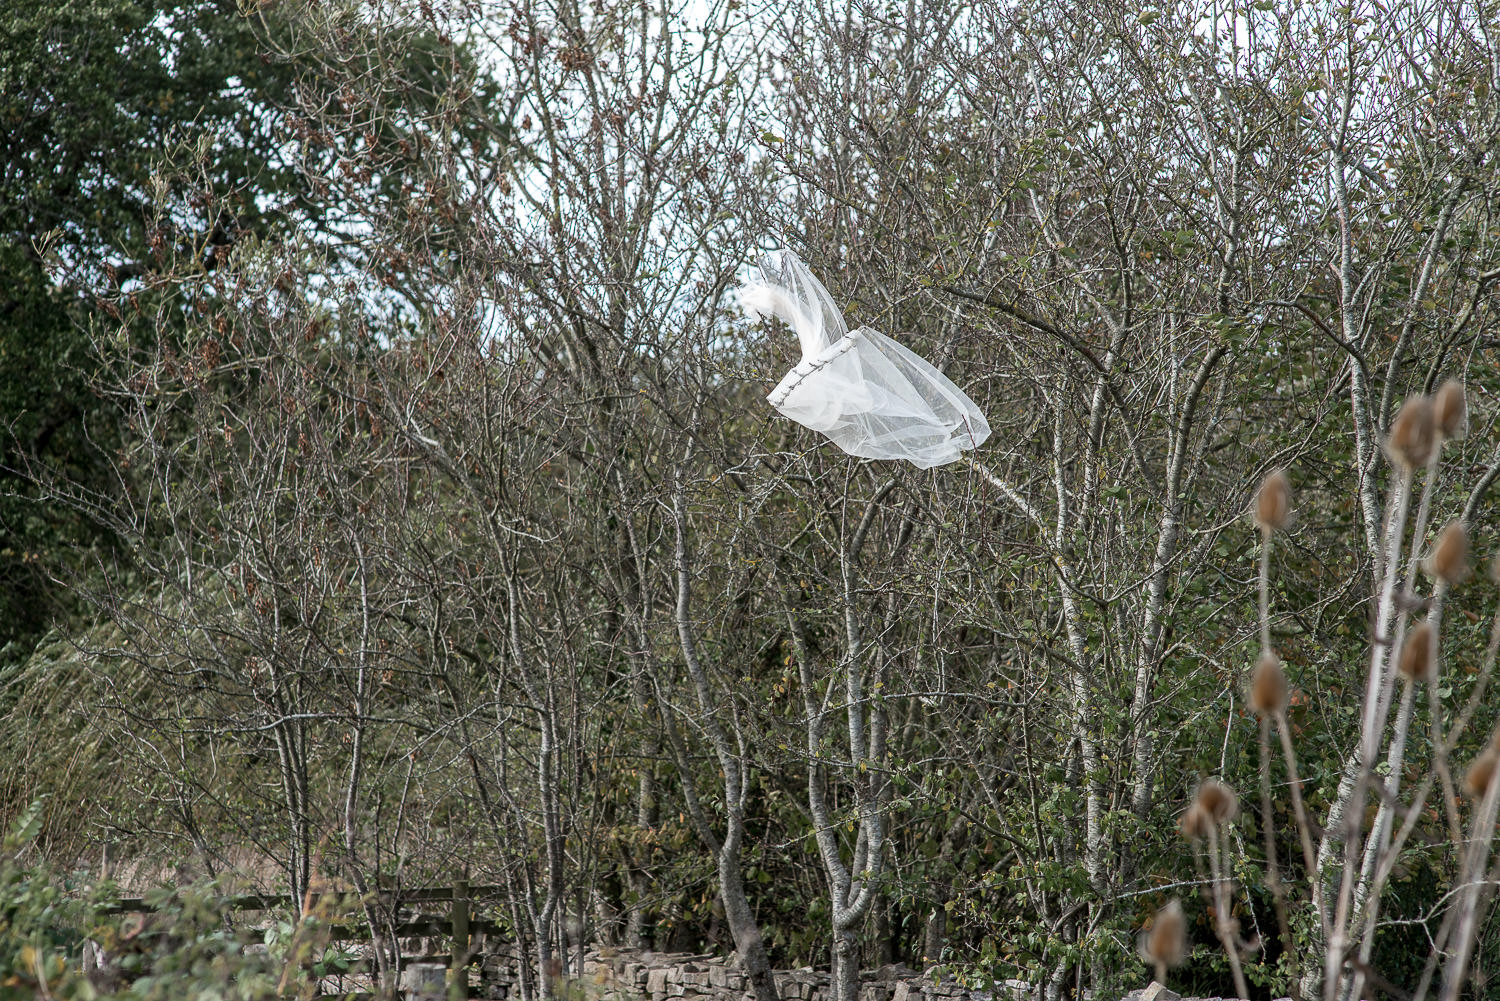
[1438,743,1500,1001]
[1366,597,1500,941]
[1260,716,1299,999]
[1413,599,1500,1001]
[1276,713,1326,941]
[1426,579,1461,847]
[1350,452,1446,1001]
[1328,454,1419,1001]
[1259,526,1272,655]
[1257,515,1326,945]
[1349,677,1419,1001]
[1205,821,1251,1001]
[1256,520,1302,998]
[1431,674,1464,850]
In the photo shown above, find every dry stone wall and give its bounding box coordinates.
[478,949,1033,1001]
[471,949,1271,1001]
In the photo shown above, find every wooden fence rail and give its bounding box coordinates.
[103,881,505,998]
[103,883,504,914]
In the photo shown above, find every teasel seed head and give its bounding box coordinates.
[1140,899,1188,971]
[1434,379,1467,441]
[1398,621,1437,683]
[1465,747,1499,799]
[1429,520,1470,585]
[1387,395,1436,470]
[1250,651,1287,717]
[1253,470,1292,534]
[1195,777,1239,824]
[1179,803,1214,841]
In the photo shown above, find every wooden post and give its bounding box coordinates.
[450,878,471,1000]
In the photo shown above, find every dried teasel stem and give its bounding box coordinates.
[1201,812,1251,1001]
[1253,471,1290,655]
[1179,781,1252,997]
[1431,682,1465,850]
[1439,734,1500,1001]
[1350,667,1421,993]
[1353,424,1421,770]
[1182,778,1251,998]
[1371,596,1500,992]
[1350,485,1450,1001]
[1426,573,1462,850]
[1246,478,1315,988]
[1337,474,1411,909]
[1274,709,1327,941]
[1366,599,1500,1001]
[1258,713,1299,994]
[1335,403,1442,1001]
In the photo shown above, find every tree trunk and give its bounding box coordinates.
[922,908,946,968]
[873,904,893,969]
[832,926,861,1001]
[721,845,780,1001]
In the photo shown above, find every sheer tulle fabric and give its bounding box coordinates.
[738,250,990,469]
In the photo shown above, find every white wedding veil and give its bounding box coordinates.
[738,250,990,469]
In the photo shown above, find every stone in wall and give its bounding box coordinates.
[475,947,1272,1001]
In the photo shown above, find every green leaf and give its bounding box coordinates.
[5,798,46,850]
